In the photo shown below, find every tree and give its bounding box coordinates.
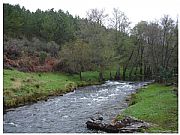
[109,8,131,80]
[4,4,178,83]
[4,4,25,37]
[59,39,93,80]
[130,16,178,82]
[110,8,130,34]
[86,8,108,26]
[77,9,110,81]
[3,4,77,45]
[39,51,47,65]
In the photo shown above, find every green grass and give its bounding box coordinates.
[117,84,178,133]
[3,69,102,109]
[3,67,150,110]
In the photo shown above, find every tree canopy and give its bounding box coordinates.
[3,4,178,83]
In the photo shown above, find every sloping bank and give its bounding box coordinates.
[116,83,178,133]
[4,69,104,110]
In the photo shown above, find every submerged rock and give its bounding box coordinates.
[86,116,150,133]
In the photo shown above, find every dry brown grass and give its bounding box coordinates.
[12,79,22,89]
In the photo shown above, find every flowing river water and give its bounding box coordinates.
[3,81,150,133]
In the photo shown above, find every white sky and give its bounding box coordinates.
[2,0,180,27]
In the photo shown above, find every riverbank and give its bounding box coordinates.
[4,68,125,109]
[4,69,107,109]
[117,83,178,133]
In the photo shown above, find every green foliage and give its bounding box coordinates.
[4,4,77,45]
[46,41,59,57]
[3,4,177,83]
[59,39,94,74]
[4,4,25,37]
[39,51,47,64]
[130,17,178,82]
[118,84,178,133]
[159,66,174,83]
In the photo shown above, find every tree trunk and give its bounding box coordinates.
[128,66,134,81]
[122,65,126,81]
[134,65,139,80]
[99,71,104,82]
[165,44,177,70]
[140,44,144,81]
[79,72,82,81]
[122,49,134,81]
[110,72,113,80]
[146,66,150,80]
[144,65,147,80]
[114,64,120,80]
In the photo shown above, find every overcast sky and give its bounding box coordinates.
[3,0,180,27]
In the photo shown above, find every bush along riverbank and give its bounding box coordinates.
[3,69,103,110]
[116,83,178,133]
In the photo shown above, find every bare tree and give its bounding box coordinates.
[86,8,108,26]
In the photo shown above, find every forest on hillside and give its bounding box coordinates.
[3,3,178,83]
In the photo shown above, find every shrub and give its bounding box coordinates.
[46,41,59,57]
[39,51,47,64]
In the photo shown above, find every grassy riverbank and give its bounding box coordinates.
[4,69,106,109]
[117,83,178,133]
[4,68,127,109]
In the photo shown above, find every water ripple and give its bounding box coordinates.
[4,81,149,133]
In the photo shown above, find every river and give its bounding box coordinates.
[3,81,150,133]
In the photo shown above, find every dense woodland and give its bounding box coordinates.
[3,3,178,83]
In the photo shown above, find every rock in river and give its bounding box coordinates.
[86,116,150,133]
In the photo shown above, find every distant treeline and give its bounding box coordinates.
[4,3,78,45]
[3,3,178,83]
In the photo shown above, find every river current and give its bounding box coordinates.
[3,81,149,133]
